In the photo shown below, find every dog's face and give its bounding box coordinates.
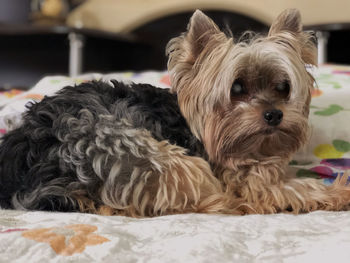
[167,9,317,168]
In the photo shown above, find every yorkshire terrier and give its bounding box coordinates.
[1,9,350,216]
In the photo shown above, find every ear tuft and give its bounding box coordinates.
[166,10,227,92]
[268,9,302,36]
[188,10,220,39]
[186,10,221,58]
[268,9,317,66]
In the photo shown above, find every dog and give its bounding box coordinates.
[0,9,350,217]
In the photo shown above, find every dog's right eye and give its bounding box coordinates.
[231,80,245,96]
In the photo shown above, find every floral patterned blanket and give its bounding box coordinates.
[0,65,350,262]
[0,64,349,182]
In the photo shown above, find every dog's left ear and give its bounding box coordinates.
[268,9,317,66]
[268,9,302,36]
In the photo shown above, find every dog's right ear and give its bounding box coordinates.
[184,10,222,61]
[166,10,226,92]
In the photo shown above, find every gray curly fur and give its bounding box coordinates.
[0,81,205,214]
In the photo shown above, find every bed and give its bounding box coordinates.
[0,64,350,262]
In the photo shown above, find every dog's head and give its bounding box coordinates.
[166,9,317,168]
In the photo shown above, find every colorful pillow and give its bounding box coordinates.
[290,65,350,183]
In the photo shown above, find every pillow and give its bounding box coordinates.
[290,65,350,183]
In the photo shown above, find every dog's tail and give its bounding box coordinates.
[0,128,31,209]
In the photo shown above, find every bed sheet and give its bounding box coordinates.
[1,209,350,262]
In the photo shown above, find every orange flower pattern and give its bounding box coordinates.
[311,88,323,97]
[19,93,44,101]
[22,224,110,256]
[0,89,23,98]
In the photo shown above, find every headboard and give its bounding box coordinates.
[67,0,350,33]
[66,0,350,68]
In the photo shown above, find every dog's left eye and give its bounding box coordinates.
[276,81,290,95]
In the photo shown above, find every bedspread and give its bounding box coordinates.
[0,64,350,262]
[1,209,350,262]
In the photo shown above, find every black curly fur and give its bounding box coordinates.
[0,81,204,211]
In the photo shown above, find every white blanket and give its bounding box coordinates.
[1,209,350,262]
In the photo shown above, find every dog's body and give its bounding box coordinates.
[0,81,212,215]
[1,9,350,216]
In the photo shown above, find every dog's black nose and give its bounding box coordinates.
[263,109,283,126]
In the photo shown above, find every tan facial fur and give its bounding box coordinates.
[167,9,316,169]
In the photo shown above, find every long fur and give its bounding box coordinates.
[0,81,222,216]
[1,9,350,216]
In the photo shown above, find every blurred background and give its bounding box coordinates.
[1,0,350,90]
